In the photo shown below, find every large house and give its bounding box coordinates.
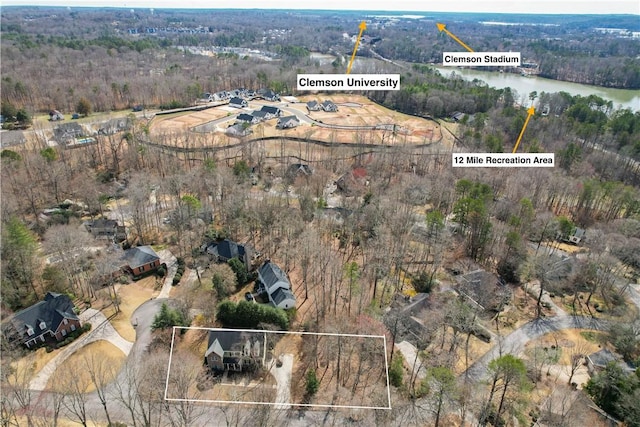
[204,330,265,372]
[321,100,338,112]
[205,239,253,270]
[306,100,321,112]
[276,116,300,129]
[10,292,81,348]
[257,261,296,309]
[251,110,270,121]
[260,89,280,102]
[122,245,161,276]
[84,218,126,241]
[212,91,229,102]
[226,123,252,137]
[229,97,248,109]
[260,106,282,119]
[236,113,259,125]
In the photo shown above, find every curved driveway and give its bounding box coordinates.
[29,308,133,390]
[464,315,611,382]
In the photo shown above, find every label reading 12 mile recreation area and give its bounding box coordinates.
[452,153,554,168]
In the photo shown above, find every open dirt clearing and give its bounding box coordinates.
[147,94,454,149]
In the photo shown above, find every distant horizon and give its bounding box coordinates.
[1,1,638,15]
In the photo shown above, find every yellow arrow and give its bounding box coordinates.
[436,22,474,52]
[512,106,535,153]
[346,21,367,74]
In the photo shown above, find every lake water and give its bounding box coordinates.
[432,66,640,111]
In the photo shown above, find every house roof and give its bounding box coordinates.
[262,90,278,99]
[11,292,79,338]
[226,123,252,136]
[271,287,296,306]
[258,261,290,293]
[307,100,319,108]
[0,130,26,147]
[278,115,298,123]
[122,245,160,269]
[205,330,263,358]
[252,110,269,119]
[321,100,337,108]
[260,106,280,115]
[237,113,255,122]
[208,239,247,261]
[229,97,246,105]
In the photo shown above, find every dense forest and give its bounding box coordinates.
[1,7,639,88]
[1,7,639,427]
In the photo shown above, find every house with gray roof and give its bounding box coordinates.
[236,113,259,124]
[226,123,252,137]
[257,261,296,309]
[206,239,253,270]
[321,100,338,112]
[204,330,265,372]
[276,115,299,129]
[84,218,126,241]
[229,97,248,109]
[260,106,282,119]
[122,245,161,276]
[10,292,81,348]
[251,110,270,121]
[0,130,26,148]
[213,91,229,101]
[306,100,321,112]
[260,90,280,102]
[586,349,635,375]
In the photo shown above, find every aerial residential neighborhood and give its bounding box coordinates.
[1,4,639,427]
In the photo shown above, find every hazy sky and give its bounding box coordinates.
[2,0,639,14]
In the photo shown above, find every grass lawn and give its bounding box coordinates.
[10,346,59,379]
[46,340,125,393]
[106,277,159,342]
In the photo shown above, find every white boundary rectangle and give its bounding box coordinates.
[165,326,391,410]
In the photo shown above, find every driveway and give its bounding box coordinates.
[156,249,177,299]
[268,353,294,408]
[464,315,611,382]
[29,308,133,390]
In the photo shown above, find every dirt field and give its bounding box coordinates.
[150,108,233,135]
[46,340,126,393]
[147,94,455,150]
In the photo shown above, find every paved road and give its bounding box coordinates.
[464,315,611,382]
